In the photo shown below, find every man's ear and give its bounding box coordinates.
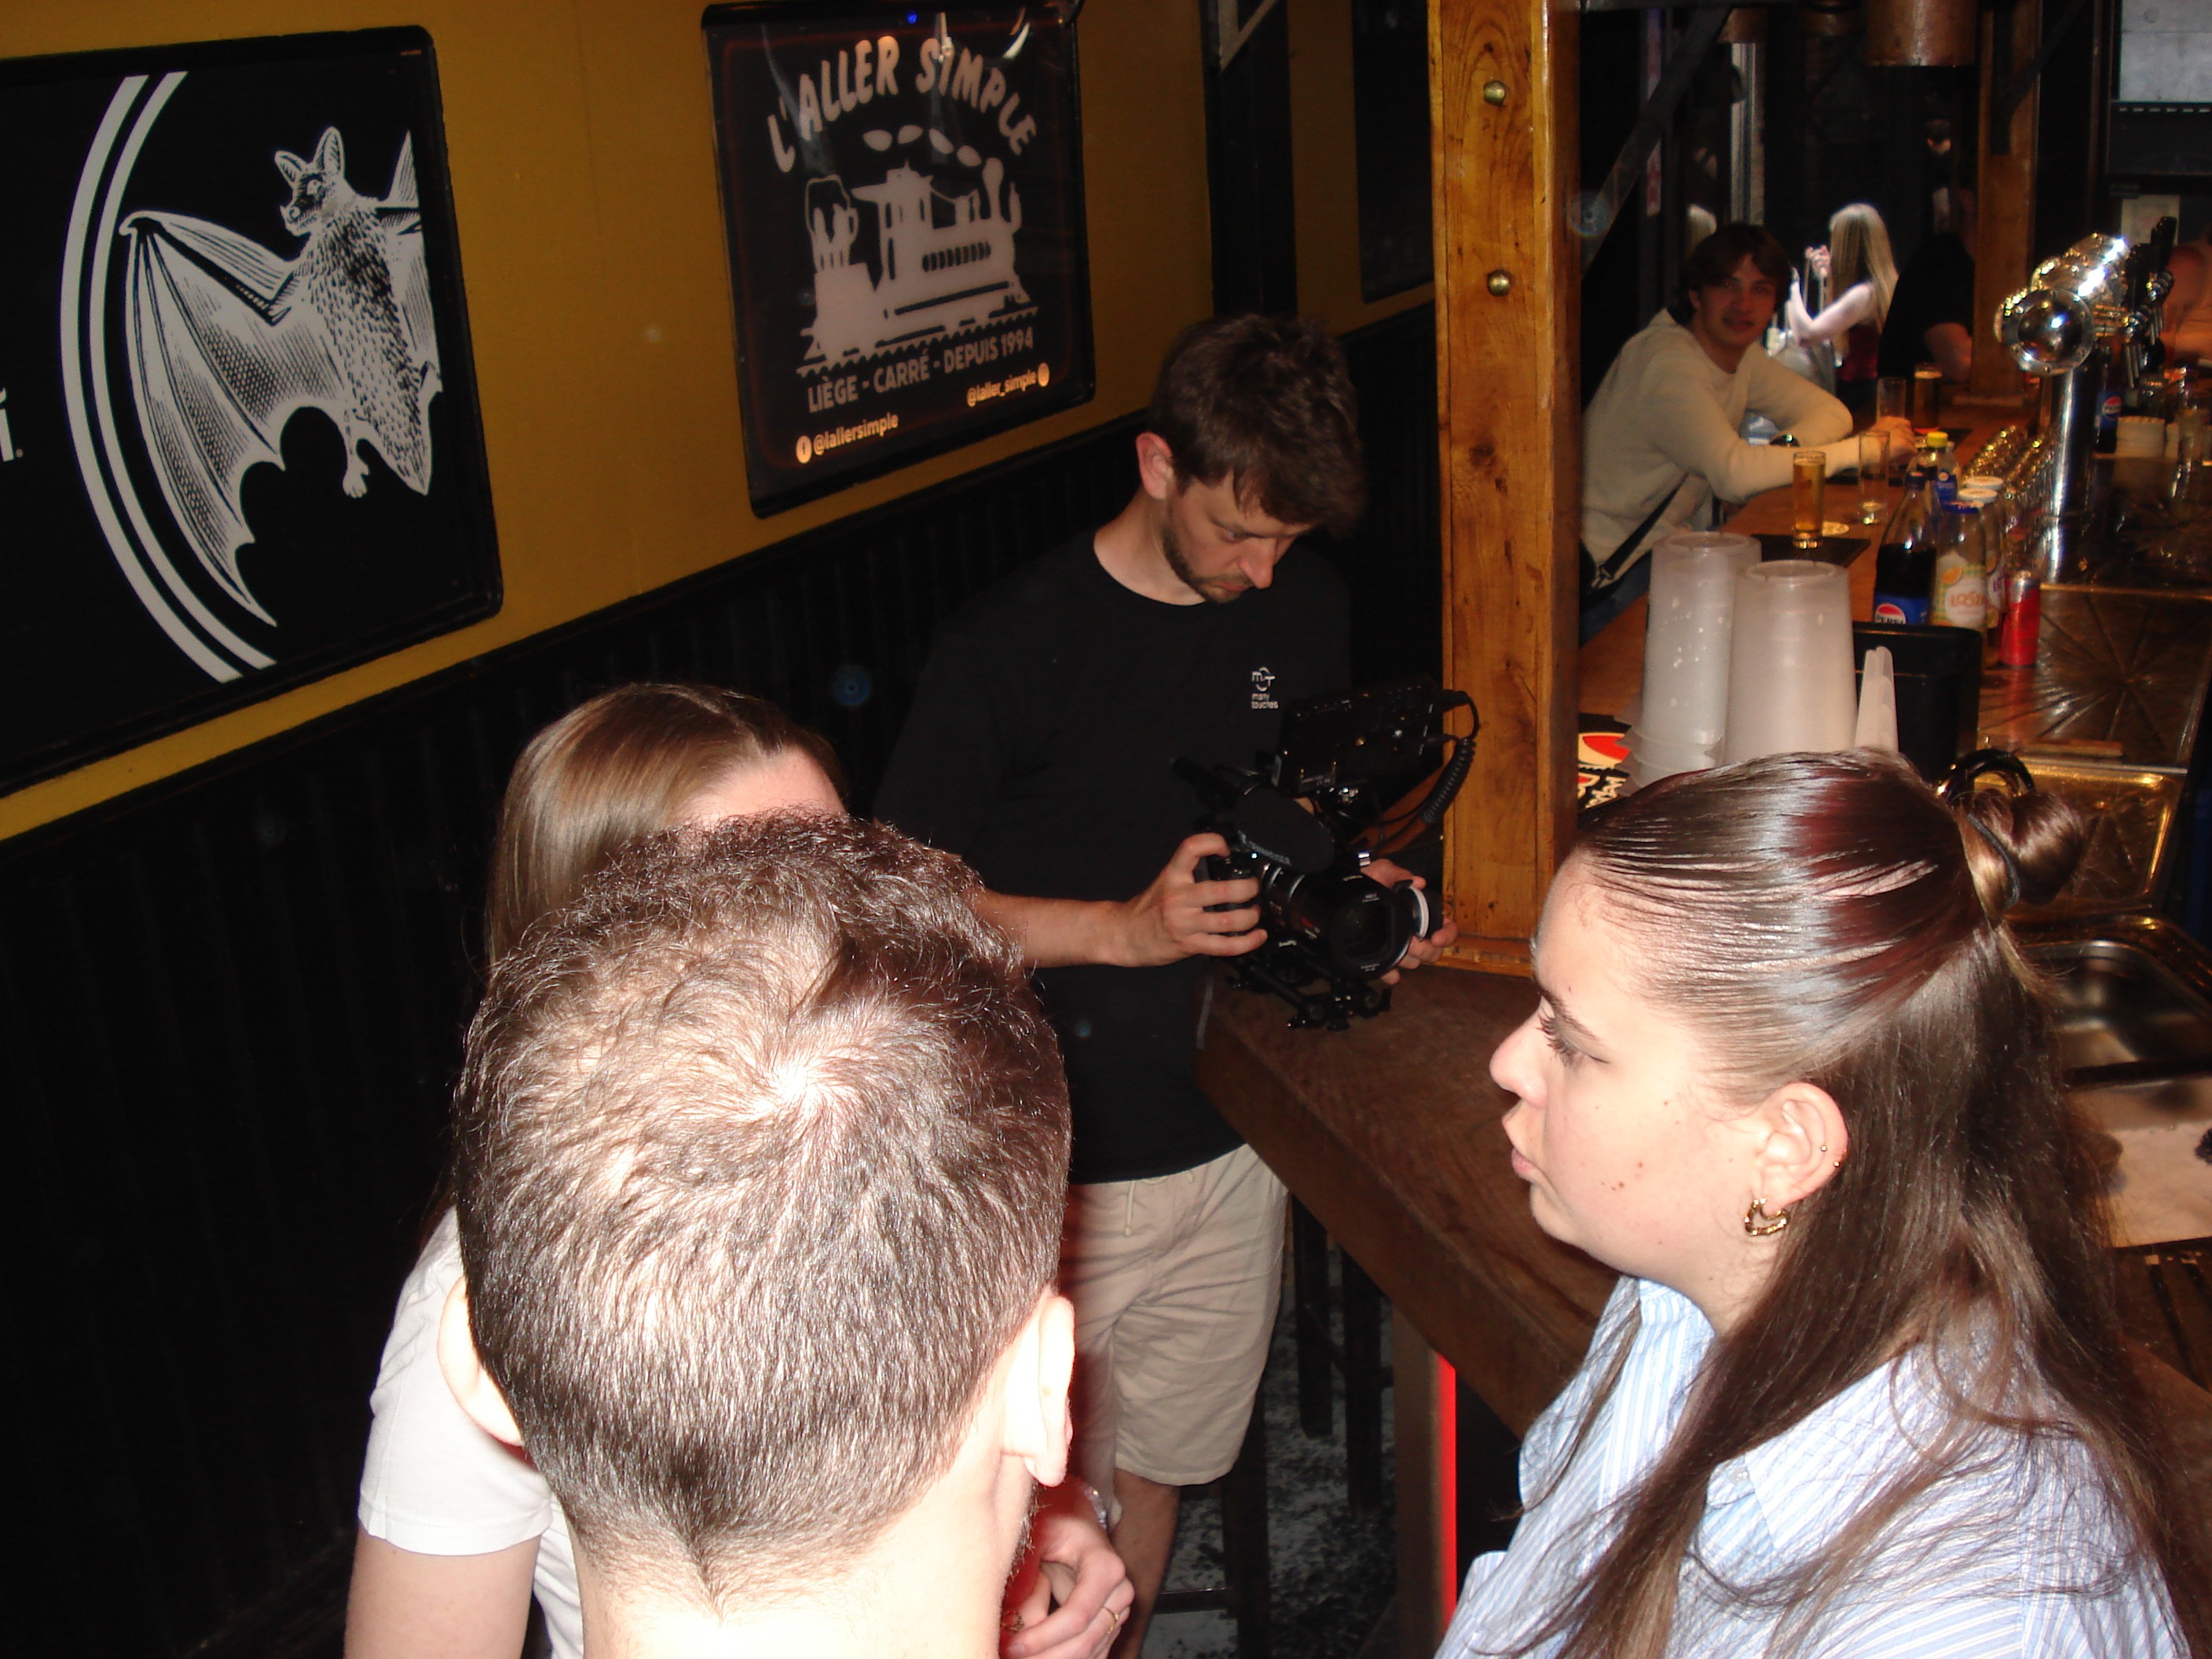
[435,1277,524,1450]
[1745,1081,1849,1214]
[999,1289,1075,1487]
[1134,432,1178,504]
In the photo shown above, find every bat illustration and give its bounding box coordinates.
[119,127,440,623]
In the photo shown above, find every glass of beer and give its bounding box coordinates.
[1877,376,1909,426]
[1858,431,1889,525]
[1911,364,1943,430]
[1792,449,1827,549]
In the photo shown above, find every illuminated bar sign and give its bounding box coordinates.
[705,2,1094,513]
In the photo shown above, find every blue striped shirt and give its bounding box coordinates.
[1439,1278,2182,1658]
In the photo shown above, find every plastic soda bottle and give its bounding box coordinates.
[1930,500,1988,631]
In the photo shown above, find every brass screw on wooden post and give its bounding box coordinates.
[1483,79,1508,104]
[1486,270,1512,296]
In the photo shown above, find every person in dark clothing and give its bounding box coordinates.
[1879,189,1978,383]
[876,315,1457,1657]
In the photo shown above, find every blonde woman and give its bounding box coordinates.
[1789,203,1899,397]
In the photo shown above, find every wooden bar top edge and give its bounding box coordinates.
[1197,967,1613,1434]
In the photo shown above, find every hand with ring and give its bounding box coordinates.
[1002,1485,1136,1659]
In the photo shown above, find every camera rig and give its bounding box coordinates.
[1177,679,1478,1030]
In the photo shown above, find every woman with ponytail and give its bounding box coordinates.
[1445,749,2206,1658]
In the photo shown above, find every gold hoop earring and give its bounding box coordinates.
[1744,1197,1791,1237]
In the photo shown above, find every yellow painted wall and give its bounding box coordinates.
[1,0,1425,839]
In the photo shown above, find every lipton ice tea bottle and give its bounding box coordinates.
[1930,500,1988,632]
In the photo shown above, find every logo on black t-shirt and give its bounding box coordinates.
[1250,666,1278,710]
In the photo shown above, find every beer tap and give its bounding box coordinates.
[2119,218,2177,395]
[1996,224,2178,579]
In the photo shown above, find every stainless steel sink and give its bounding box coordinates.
[2021,916,2212,1249]
[2033,936,2212,1083]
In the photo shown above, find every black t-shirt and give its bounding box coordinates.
[876,530,1350,1183]
[1877,233,1976,379]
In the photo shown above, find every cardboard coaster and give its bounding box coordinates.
[1756,532,1869,566]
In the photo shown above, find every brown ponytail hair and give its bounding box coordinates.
[1523,750,2207,1657]
[485,684,841,962]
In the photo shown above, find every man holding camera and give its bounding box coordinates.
[878,314,1456,1654]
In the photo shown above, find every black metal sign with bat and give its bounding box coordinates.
[0,29,498,797]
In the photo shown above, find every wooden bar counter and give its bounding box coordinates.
[1196,965,1594,1654]
[1199,967,1600,1433]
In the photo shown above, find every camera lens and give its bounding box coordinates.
[1276,871,1414,979]
[1328,887,1395,969]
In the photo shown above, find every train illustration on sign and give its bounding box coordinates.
[802,156,1030,368]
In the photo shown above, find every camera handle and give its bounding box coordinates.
[1363,727,1478,866]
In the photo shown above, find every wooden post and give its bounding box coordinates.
[1969,0,2039,401]
[1432,0,1580,974]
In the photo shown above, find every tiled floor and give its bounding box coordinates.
[1144,1269,1397,1659]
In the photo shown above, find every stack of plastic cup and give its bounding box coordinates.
[1628,531,1760,789]
[1723,559,1859,762]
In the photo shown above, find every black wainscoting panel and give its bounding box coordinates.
[1314,307,1444,690]
[1202,0,1299,317]
[0,306,1436,1656]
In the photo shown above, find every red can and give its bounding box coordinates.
[1998,569,2042,667]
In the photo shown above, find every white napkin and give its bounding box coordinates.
[1855,646,1898,752]
[2074,1079,2212,1247]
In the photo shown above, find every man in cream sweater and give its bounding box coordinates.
[1580,223,1914,639]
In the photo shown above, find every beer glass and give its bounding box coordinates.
[1857,432,1889,526]
[1911,364,1942,430]
[1792,449,1827,549]
[1876,376,1909,425]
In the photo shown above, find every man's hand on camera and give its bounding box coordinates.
[972,833,1264,970]
[1116,833,1265,965]
[1365,857,1459,983]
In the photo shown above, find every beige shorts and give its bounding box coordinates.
[1063,1143,1287,1491]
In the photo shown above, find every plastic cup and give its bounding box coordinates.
[1723,560,1859,762]
[1639,532,1760,749]
[1626,728,1719,791]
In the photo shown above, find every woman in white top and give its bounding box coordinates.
[344,683,1131,1659]
[1442,750,2207,1659]
[1787,203,1898,405]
